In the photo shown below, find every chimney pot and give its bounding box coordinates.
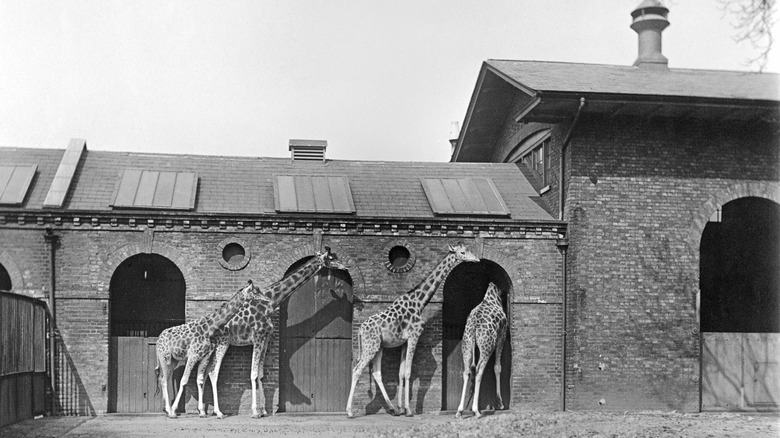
[449,121,460,155]
[630,0,670,70]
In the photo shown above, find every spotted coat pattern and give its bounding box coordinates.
[155,281,261,418]
[345,243,480,418]
[207,247,346,418]
[456,282,508,419]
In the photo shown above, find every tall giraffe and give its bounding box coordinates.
[455,282,507,419]
[155,280,261,418]
[345,243,479,418]
[207,247,347,418]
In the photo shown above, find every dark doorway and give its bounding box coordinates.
[108,253,186,413]
[0,263,11,291]
[700,197,780,333]
[442,260,512,411]
[278,258,353,412]
[109,254,186,337]
[700,197,780,411]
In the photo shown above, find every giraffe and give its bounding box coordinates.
[455,282,507,419]
[206,247,347,419]
[155,280,261,418]
[345,243,480,418]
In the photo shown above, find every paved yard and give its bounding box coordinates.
[2,410,778,438]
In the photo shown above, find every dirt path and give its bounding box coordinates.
[2,411,778,438]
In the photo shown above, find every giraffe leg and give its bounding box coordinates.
[207,343,229,419]
[471,343,495,419]
[346,351,372,418]
[396,344,407,411]
[169,358,196,418]
[371,348,400,416]
[456,336,475,419]
[493,325,507,411]
[250,337,270,418]
[157,353,176,417]
[402,339,418,417]
[196,356,211,418]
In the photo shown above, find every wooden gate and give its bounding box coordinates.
[702,332,780,411]
[109,337,183,413]
[279,269,352,412]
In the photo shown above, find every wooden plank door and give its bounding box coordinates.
[110,337,182,413]
[280,269,352,412]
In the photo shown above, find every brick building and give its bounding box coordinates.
[1,0,778,418]
[0,139,564,416]
[451,1,779,411]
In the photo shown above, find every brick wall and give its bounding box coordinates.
[0,225,563,416]
[562,115,779,411]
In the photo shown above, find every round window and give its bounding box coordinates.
[383,241,415,273]
[217,239,251,271]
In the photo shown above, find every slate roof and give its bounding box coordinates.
[0,146,555,222]
[486,60,780,102]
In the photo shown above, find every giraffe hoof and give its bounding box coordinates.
[405,411,414,418]
[167,414,178,419]
[388,408,400,416]
[455,411,463,419]
[474,412,483,419]
[216,413,225,420]
[251,414,260,419]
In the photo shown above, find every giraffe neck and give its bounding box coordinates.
[411,252,460,307]
[201,287,245,336]
[266,257,323,309]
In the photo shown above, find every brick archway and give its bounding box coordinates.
[0,249,24,293]
[689,181,780,252]
[105,242,194,293]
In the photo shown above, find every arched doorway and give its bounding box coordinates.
[0,263,11,291]
[108,253,186,413]
[700,197,780,410]
[278,257,353,412]
[442,260,512,411]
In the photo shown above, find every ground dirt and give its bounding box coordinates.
[2,410,778,438]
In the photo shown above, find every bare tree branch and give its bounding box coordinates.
[719,0,776,71]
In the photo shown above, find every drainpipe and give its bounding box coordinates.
[556,237,569,411]
[559,97,586,220]
[43,228,59,413]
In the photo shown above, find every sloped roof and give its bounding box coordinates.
[0,146,555,222]
[453,60,780,162]
[486,60,779,102]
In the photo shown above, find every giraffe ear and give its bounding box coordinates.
[448,244,456,252]
[247,279,253,285]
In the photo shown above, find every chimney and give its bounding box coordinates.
[630,0,670,70]
[449,121,460,156]
[289,139,327,162]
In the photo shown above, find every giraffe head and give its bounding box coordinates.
[447,242,480,263]
[315,246,349,272]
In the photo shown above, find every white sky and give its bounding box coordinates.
[0,0,777,162]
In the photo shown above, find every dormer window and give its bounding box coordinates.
[505,129,551,189]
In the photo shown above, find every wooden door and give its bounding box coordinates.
[279,269,352,412]
[109,337,183,413]
[702,332,780,410]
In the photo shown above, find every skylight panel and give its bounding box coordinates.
[421,178,509,216]
[110,169,197,210]
[274,175,355,214]
[0,165,37,206]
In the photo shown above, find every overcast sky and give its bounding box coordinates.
[1,0,777,162]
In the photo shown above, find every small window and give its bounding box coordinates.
[519,140,549,187]
[217,238,251,271]
[383,241,416,273]
[110,169,197,210]
[0,164,37,205]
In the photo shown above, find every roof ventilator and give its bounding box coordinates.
[289,139,327,162]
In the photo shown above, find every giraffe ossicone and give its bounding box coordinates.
[345,242,480,418]
[455,282,508,419]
